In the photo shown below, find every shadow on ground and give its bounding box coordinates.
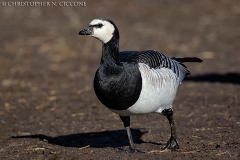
[12,129,147,148]
[185,73,240,84]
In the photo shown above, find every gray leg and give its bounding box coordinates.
[162,108,180,150]
[119,116,144,153]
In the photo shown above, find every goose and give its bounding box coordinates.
[78,18,202,152]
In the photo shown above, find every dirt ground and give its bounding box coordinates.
[0,0,240,159]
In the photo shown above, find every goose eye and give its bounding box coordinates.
[97,23,103,28]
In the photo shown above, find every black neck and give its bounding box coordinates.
[100,29,121,66]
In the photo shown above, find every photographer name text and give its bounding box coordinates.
[1,1,86,7]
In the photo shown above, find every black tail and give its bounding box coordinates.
[171,57,203,63]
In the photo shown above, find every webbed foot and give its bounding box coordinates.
[163,136,180,150]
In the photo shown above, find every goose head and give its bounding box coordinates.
[79,18,119,44]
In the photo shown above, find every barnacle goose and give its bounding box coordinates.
[79,18,202,152]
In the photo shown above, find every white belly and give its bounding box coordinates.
[110,63,180,116]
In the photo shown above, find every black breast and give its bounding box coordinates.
[93,63,142,110]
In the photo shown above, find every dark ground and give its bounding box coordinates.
[0,0,240,159]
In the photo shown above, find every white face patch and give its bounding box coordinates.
[89,19,115,43]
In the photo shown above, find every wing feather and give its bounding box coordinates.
[119,50,189,82]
